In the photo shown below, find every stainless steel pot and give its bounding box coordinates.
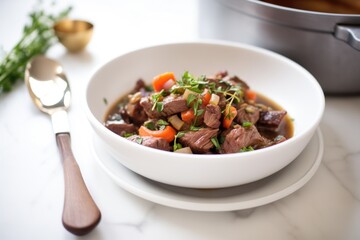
[199,0,360,94]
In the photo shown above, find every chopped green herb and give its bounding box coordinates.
[173,143,182,151]
[173,132,185,151]
[157,119,169,126]
[196,109,204,116]
[123,132,135,138]
[135,137,143,145]
[211,137,220,150]
[193,98,202,116]
[103,97,108,105]
[186,93,197,106]
[215,80,244,118]
[144,121,156,130]
[155,102,164,112]
[240,146,254,152]
[151,89,165,112]
[189,125,201,131]
[176,132,185,138]
[242,121,253,128]
[172,71,208,94]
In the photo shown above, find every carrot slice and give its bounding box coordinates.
[201,89,211,106]
[222,106,237,129]
[152,72,176,92]
[181,109,195,124]
[246,89,257,101]
[139,125,176,143]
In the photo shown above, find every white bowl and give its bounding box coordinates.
[85,41,325,188]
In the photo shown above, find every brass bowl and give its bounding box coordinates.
[53,19,94,52]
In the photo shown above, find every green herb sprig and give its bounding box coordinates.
[173,132,185,151]
[240,146,254,152]
[172,71,208,94]
[151,89,165,112]
[0,5,72,94]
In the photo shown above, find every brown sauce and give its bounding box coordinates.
[104,95,128,122]
[104,91,294,140]
[261,0,360,14]
[255,93,294,140]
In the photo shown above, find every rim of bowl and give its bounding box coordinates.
[85,40,325,161]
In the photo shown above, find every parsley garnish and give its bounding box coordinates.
[123,132,135,138]
[240,146,254,152]
[135,137,143,145]
[215,81,244,119]
[211,137,220,150]
[186,93,197,107]
[173,132,185,151]
[144,120,156,130]
[157,119,169,130]
[151,89,165,112]
[144,119,169,131]
[157,119,169,126]
[172,71,208,94]
[242,121,253,128]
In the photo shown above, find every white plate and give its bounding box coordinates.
[92,128,323,212]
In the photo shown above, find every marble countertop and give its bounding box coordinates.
[1,0,360,239]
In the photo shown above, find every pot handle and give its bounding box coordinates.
[335,25,360,51]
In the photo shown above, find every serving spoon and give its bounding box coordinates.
[25,55,101,236]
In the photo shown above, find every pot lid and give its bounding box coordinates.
[219,0,360,32]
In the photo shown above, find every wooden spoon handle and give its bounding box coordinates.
[56,133,101,236]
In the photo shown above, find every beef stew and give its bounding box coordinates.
[104,71,293,154]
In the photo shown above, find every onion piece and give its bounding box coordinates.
[209,93,220,105]
[175,147,193,154]
[129,91,142,104]
[183,89,198,101]
[168,115,184,130]
[163,79,176,90]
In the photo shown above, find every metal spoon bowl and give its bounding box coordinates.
[25,55,101,236]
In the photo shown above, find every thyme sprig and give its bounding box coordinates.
[171,71,208,94]
[0,5,72,94]
[151,89,166,111]
[173,131,185,151]
[216,83,243,119]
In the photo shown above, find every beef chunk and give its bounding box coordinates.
[220,125,265,154]
[204,104,221,128]
[130,79,146,94]
[162,95,188,115]
[118,108,131,124]
[105,122,137,136]
[126,101,148,126]
[260,135,287,149]
[206,77,228,91]
[217,93,227,110]
[179,128,218,154]
[228,75,250,91]
[258,110,287,128]
[127,135,171,151]
[215,70,228,78]
[140,95,188,118]
[235,104,260,125]
[139,98,159,118]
